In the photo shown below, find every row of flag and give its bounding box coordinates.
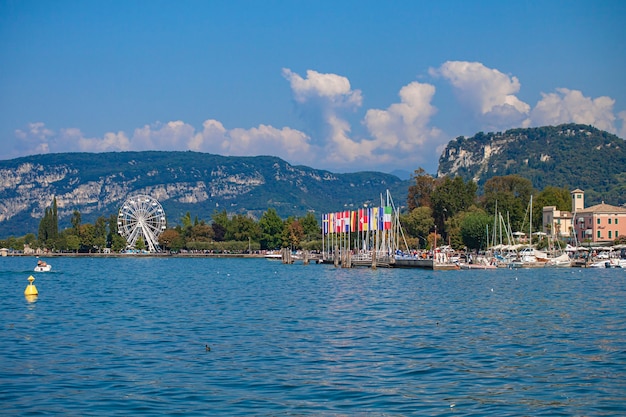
[322,207,393,235]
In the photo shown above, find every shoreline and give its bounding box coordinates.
[2,252,267,259]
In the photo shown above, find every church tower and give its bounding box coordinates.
[571,189,584,213]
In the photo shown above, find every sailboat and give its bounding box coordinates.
[509,195,550,268]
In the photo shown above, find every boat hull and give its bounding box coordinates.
[34,265,51,272]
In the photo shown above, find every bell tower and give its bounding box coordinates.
[571,189,584,213]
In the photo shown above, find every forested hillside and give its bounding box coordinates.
[438,124,626,206]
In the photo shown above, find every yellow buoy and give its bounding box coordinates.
[24,275,38,296]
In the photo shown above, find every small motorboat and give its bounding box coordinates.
[34,260,52,272]
[589,259,626,268]
[264,251,282,260]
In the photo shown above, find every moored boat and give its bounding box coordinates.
[545,253,572,267]
[589,259,626,268]
[264,252,282,260]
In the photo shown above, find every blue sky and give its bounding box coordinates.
[1,0,624,175]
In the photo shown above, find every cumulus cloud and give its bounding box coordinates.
[359,81,446,170]
[281,69,445,170]
[431,61,530,130]
[527,88,617,133]
[282,68,371,168]
[365,82,441,150]
[14,122,55,155]
[428,60,625,138]
[9,64,624,174]
[11,119,314,167]
[132,121,196,151]
[282,68,362,107]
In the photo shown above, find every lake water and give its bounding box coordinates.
[1,256,625,416]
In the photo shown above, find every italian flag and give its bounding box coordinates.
[383,206,392,230]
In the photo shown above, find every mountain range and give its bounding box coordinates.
[1,123,624,238]
[0,151,410,237]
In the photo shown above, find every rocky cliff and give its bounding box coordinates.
[437,123,626,205]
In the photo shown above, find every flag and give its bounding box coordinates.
[344,210,350,232]
[336,212,342,234]
[383,206,392,230]
[370,207,379,231]
[350,210,358,232]
[329,212,335,234]
[322,213,329,235]
[378,206,384,231]
[357,209,363,231]
[361,208,369,231]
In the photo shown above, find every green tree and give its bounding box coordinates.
[400,206,434,248]
[534,186,571,233]
[227,214,261,241]
[37,210,50,247]
[181,212,193,229]
[482,175,534,233]
[258,208,284,250]
[135,236,146,251]
[37,198,59,249]
[431,175,477,236]
[51,197,58,241]
[107,214,127,251]
[24,233,37,246]
[407,168,436,211]
[65,233,81,253]
[80,223,96,252]
[211,210,229,241]
[282,217,304,249]
[3,236,21,251]
[445,211,465,249]
[299,212,320,241]
[159,228,184,251]
[460,208,493,250]
[190,221,214,242]
[71,210,82,234]
[93,216,107,252]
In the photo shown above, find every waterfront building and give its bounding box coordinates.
[570,189,626,243]
[542,205,574,239]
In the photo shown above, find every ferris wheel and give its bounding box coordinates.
[117,195,167,252]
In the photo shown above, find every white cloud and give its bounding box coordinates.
[365,82,440,150]
[132,120,196,151]
[281,69,447,171]
[528,88,617,133]
[282,68,371,168]
[9,65,624,174]
[15,122,54,140]
[73,129,131,152]
[11,119,316,167]
[282,68,362,107]
[431,61,530,130]
[188,119,228,151]
[216,124,311,158]
[14,122,55,155]
[359,81,446,170]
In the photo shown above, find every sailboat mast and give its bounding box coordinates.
[529,195,533,246]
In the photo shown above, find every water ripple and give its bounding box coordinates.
[1,257,625,415]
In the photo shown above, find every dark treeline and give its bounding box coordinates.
[0,201,321,253]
